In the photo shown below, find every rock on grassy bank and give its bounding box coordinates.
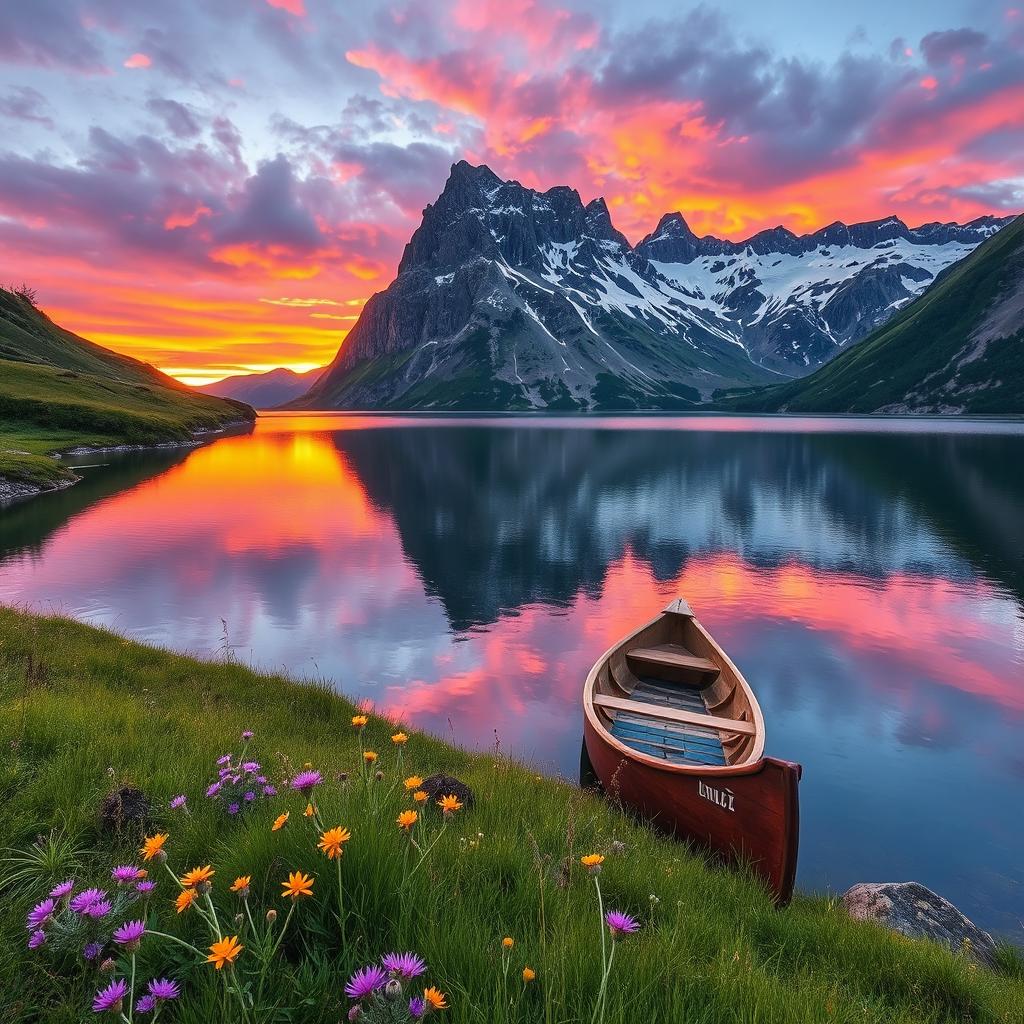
[0,608,1022,1023]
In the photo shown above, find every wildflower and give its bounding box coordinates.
[403,775,423,791]
[26,898,56,931]
[244,791,256,803]
[242,761,260,774]
[304,802,316,818]
[351,714,369,729]
[49,879,74,901]
[242,729,254,740]
[391,732,409,745]
[438,794,462,817]
[580,853,605,875]
[501,936,514,949]
[522,966,536,983]
[206,781,222,797]
[136,879,156,895]
[385,979,403,1000]
[318,826,352,860]
[207,935,243,970]
[92,978,128,1014]
[408,996,426,1019]
[135,995,155,1014]
[345,964,388,1000]
[111,864,142,885]
[265,909,277,924]
[83,942,103,961]
[175,889,197,914]
[605,910,640,939]
[397,810,418,831]
[169,794,187,810]
[140,833,168,862]
[263,784,278,796]
[70,888,106,914]
[381,952,427,980]
[281,871,314,900]
[230,875,251,895]
[423,986,448,1011]
[290,769,323,796]
[147,977,180,1002]
[228,802,240,815]
[112,920,146,951]
[82,899,112,920]
[413,789,428,803]
[100,958,116,974]
[28,929,46,950]
[180,865,215,889]
[272,810,290,831]
[363,751,378,764]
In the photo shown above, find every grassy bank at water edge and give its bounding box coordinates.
[0,608,1022,1023]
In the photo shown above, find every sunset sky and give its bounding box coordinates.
[1,1,1022,384]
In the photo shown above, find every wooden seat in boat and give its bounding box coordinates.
[626,644,720,679]
[591,693,755,735]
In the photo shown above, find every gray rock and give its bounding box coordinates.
[841,882,997,966]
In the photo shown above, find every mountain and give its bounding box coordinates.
[198,366,323,409]
[0,286,254,498]
[720,214,1024,414]
[297,161,1011,411]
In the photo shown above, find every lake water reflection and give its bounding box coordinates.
[2,414,1022,938]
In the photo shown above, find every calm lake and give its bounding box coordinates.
[2,413,1023,938]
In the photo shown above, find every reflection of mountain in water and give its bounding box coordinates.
[335,426,1024,630]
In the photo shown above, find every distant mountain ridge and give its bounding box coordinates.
[198,366,323,409]
[296,161,1012,411]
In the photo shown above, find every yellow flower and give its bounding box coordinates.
[397,809,418,831]
[413,789,428,803]
[175,889,197,914]
[180,865,215,889]
[580,853,605,873]
[318,827,352,860]
[352,714,368,729]
[403,775,424,791]
[281,871,314,900]
[230,875,251,894]
[391,732,409,745]
[363,751,378,763]
[272,811,290,831]
[522,967,536,983]
[438,793,463,816]
[303,802,315,818]
[207,935,243,970]
[140,833,168,861]
[423,987,448,1011]
[502,936,514,949]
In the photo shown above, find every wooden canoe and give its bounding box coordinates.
[582,597,801,905]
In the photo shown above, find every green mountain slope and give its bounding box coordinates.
[719,214,1024,415]
[0,287,254,496]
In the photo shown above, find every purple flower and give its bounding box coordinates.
[28,929,47,950]
[256,775,267,784]
[70,888,107,914]
[49,879,75,901]
[82,899,112,920]
[147,978,180,1001]
[26,897,56,930]
[381,952,427,980]
[290,770,322,795]
[230,774,242,785]
[242,730,253,740]
[113,920,146,948]
[83,942,103,961]
[92,978,128,1014]
[136,880,156,895]
[604,910,640,939]
[262,784,277,796]
[227,802,240,815]
[408,996,426,1019]
[244,791,256,802]
[135,995,156,1014]
[169,794,187,810]
[111,865,141,884]
[206,781,222,797]
[344,964,388,1000]
[217,754,232,765]
[242,762,259,774]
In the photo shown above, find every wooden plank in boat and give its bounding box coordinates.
[663,597,694,617]
[592,693,755,735]
[626,645,720,678]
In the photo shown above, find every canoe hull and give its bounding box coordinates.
[583,717,801,905]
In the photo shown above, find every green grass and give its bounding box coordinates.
[1,608,1022,1023]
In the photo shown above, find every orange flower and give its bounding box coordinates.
[423,987,448,1011]
[522,966,536,983]
[580,853,605,873]
[397,810,418,831]
[136,869,148,879]
[438,794,463,816]
[363,751,378,763]
[502,936,514,949]
[413,789,428,803]
[391,732,409,745]
[272,811,290,831]
[403,775,423,791]
[207,935,243,970]
[318,827,352,860]
[180,865,215,888]
[140,833,168,861]
[230,875,251,894]
[351,714,368,729]
[281,871,314,900]
[303,802,315,818]
[175,889,197,914]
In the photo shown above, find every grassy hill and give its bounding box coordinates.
[718,215,1024,415]
[0,287,253,495]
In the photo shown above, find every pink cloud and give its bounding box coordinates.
[265,0,306,15]
[123,53,152,69]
